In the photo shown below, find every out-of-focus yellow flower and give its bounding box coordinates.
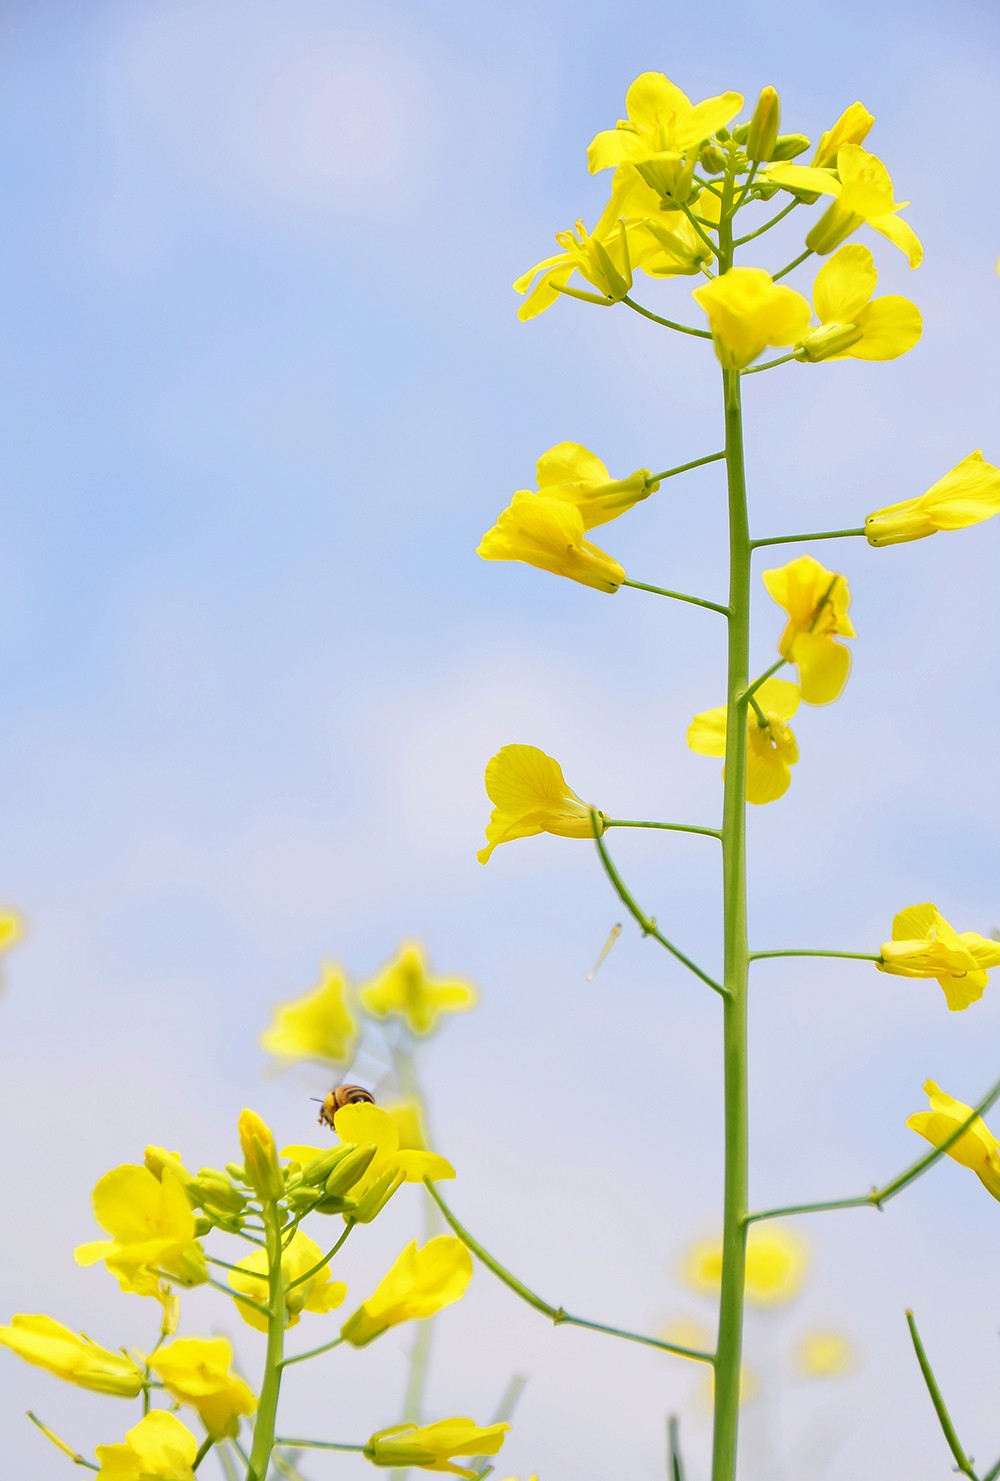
[796,1331,857,1377]
[146,1337,257,1439]
[359,943,476,1036]
[684,1225,809,1306]
[761,556,855,705]
[797,244,921,363]
[767,144,922,266]
[514,215,632,320]
[95,1411,198,1481]
[877,903,1000,1011]
[478,744,606,864]
[0,1315,143,1396]
[907,1080,1000,1201]
[865,451,1000,546]
[75,1166,207,1298]
[228,1229,347,1332]
[692,268,812,370]
[660,1316,713,1352]
[385,1099,427,1151]
[0,911,22,954]
[687,679,800,805]
[703,1365,757,1408]
[341,1236,473,1347]
[812,102,874,168]
[523,442,656,531]
[365,1419,510,1477]
[587,71,742,205]
[287,1102,455,1223]
[260,964,357,1065]
[477,494,625,593]
[238,1108,284,1203]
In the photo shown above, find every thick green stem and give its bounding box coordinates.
[246,1202,287,1481]
[711,308,752,1481]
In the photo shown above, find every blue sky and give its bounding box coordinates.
[1,2,1000,1477]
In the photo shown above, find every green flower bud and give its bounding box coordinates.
[731,123,749,144]
[698,141,727,174]
[769,133,811,162]
[795,322,865,362]
[310,1192,358,1216]
[301,1144,355,1187]
[144,1147,200,1204]
[746,86,780,163]
[806,203,861,256]
[225,1163,247,1182]
[196,1172,248,1216]
[324,1143,378,1197]
[351,1167,405,1224]
[194,1215,214,1236]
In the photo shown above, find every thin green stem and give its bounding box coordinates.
[749,949,881,964]
[740,659,786,703]
[246,1202,287,1481]
[647,450,726,483]
[205,1252,256,1276]
[197,1274,270,1319]
[732,197,799,246]
[772,247,813,281]
[426,1181,713,1365]
[605,819,721,841]
[906,1311,980,1479]
[742,351,797,376]
[677,199,721,260]
[668,1416,686,1481]
[621,578,730,616]
[746,694,769,730]
[280,1335,345,1369]
[591,814,727,997]
[747,1072,1000,1223]
[192,1435,215,1472]
[622,294,713,339]
[27,1413,99,1471]
[982,1459,1000,1481]
[276,1439,366,1453]
[286,1221,355,1292]
[750,527,866,549]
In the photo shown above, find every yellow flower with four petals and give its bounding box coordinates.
[228,1229,348,1332]
[866,451,1000,545]
[478,744,605,864]
[877,903,1000,1010]
[359,942,476,1035]
[761,556,855,705]
[797,244,921,363]
[687,678,801,804]
[692,268,812,370]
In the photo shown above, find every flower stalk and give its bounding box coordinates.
[245,1201,287,1481]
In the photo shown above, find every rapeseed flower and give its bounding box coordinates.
[692,268,812,370]
[359,942,476,1035]
[877,903,1000,1010]
[761,556,855,704]
[478,744,606,863]
[341,1236,473,1347]
[907,1080,1000,1201]
[866,451,1000,545]
[687,679,801,804]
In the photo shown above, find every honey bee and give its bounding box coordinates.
[317,1084,376,1129]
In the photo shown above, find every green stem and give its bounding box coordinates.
[276,1439,366,1453]
[27,1413,99,1471]
[192,1436,215,1472]
[747,1071,1000,1222]
[750,527,866,549]
[285,1221,354,1292]
[199,1274,270,1319]
[740,659,786,703]
[591,815,727,997]
[622,294,713,339]
[246,1202,287,1481]
[647,451,726,482]
[749,949,881,963]
[605,819,721,841]
[712,353,751,1481]
[906,1311,980,1479]
[205,1253,258,1276]
[732,198,799,245]
[281,1335,344,1369]
[668,1416,686,1481]
[772,247,813,281]
[621,578,730,616]
[425,1181,713,1365]
[746,694,769,729]
[741,352,797,375]
[677,199,721,260]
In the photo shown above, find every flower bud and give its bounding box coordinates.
[194,1216,214,1236]
[864,507,936,546]
[698,141,727,174]
[237,1109,284,1203]
[731,123,749,144]
[286,1184,323,1211]
[301,1144,355,1188]
[747,86,780,162]
[770,133,811,162]
[351,1167,405,1224]
[310,1191,358,1216]
[325,1142,378,1197]
[795,322,865,362]
[144,1148,199,1203]
[196,1171,247,1215]
[806,203,861,256]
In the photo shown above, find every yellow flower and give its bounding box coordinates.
[598,166,717,278]
[514,214,632,320]
[359,942,476,1036]
[0,1315,144,1396]
[477,493,625,593]
[761,556,855,704]
[477,743,606,864]
[341,1236,473,1347]
[796,244,921,363]
[692,268,812,370]
[228,1229,347,1332]
[877,903,1000,1011]
[259,964,357,1065]
[524,441,656,531]
[74,1166,207,1298]
[365,1419,510,1478]
[796,1331,857,1377]
[907,1080,1000,1201]
[587,71,742,204]
[687,678,801,805]
[238,1107,285,1203]
[767,144,922,266]
[0,911,22,954]
[289,1102,455,1223]
[95,1411,198,1481]
[812,102,874,168]
[684,1225,808,1306]
[865,451,1000,546]
[147,1337,257,1439]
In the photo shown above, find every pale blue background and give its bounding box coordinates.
[1,2,999,1478]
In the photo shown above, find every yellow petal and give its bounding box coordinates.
[811,244,876,323]
[842,296,922,360]
[686,706,728,757]
[868,211,923,268]
[785,630,851,705]
[536,442,609,490]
